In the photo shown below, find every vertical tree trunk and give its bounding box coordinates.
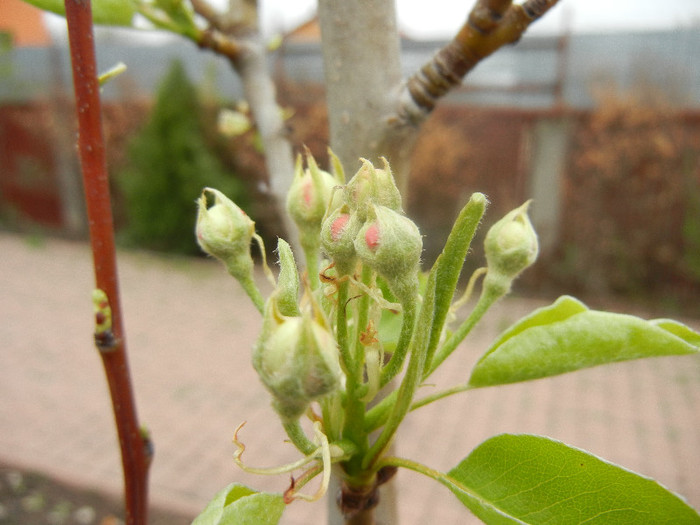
[318,0,416,196]
[318,2,405,523]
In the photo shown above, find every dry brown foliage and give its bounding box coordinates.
[560,86,692,295]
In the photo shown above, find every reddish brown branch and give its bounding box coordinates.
[401,0,560,122]
[64,1,150,523]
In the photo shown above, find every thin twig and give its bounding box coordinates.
[64,1,150,523]
[190,0,223,28]
[399,0,560,123]
[197,26,244,62]
[190,0,244,59]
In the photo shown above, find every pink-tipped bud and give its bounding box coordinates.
[320,206,361,273]
[354,205,422,287]
[331,213,351,242]
[364,223,380,251]
[286,152,338,231]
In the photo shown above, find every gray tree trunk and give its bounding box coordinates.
[318,0,417,198]
[318,2,407,523]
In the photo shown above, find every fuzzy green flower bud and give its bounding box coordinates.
[354,205,422,302]
[196,187,255,278]
[344,158,402,220]
[483,201,539,296]
[253,306,342,422]
[286,152,341,287]
[196,187,267,311]
[286,152,338,233]
[320,205,361,274]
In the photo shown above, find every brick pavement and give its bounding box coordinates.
[1,231,699,524]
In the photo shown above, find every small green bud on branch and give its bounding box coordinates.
[484,200,539,296]
[195,187,265,311]
[92,288,116,352]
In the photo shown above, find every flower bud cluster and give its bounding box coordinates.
[320,158,422,301]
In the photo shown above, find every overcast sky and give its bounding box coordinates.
[259,0,700,38]
[44,0,700,41]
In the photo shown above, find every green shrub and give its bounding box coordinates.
[117,60,249,254]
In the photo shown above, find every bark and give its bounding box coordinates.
[317,0,415,197]
[318,5,403,523]
[64,1,150,523]
[231,39,299,249]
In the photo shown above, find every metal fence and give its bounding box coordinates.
[2,28,700,108]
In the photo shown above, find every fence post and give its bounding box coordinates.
[527,115,573,254]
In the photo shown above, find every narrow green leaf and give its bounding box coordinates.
[469,298,699,387]
[20,0,136,26]
[426,193,487,368]
[448,434,700,524]
[192,483,285,525]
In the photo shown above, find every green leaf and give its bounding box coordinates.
[483,295,588,359]
[192,483,285,525]
[469,297,699,387]
[20,0,136,26]
[426,193,487,369]
[651,318,700,346]
[448,434,700,524]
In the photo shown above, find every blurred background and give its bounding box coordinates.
[1,1,700,524]
[3,0,700,309]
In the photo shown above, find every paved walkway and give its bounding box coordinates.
[1,231,699,524]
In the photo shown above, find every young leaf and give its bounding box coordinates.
[20,0,137,26]
[426,193,487,368]
[651,318,700,346]
[448,434,700,524]
[469,297,699,387]
[482,295,588,357]
[192,483,285,525]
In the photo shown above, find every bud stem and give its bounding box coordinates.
[362,270,437,470]
[283,419,317,456]
[301,233,321,291]
[341,265,374,476]
[351,265,374,380]
[336,278,353,374]
[380,285,418,387]
[228,268,265,314]
[424,277,505,379]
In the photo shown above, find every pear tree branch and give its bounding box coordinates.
[398,0,561,124]
[64,1,151,523]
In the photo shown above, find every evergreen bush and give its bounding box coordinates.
[117,60,249,254]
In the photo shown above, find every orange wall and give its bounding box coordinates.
[0,0,51,47]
